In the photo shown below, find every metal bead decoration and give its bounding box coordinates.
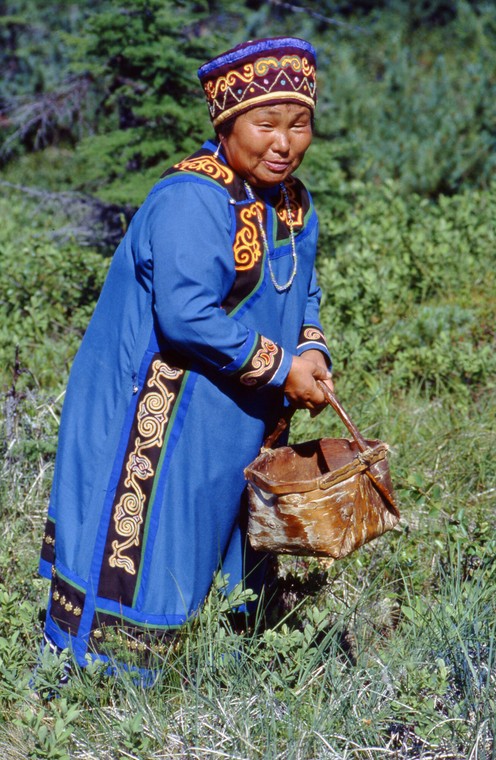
[243,180,298,292]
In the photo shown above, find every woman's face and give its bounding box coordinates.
[219,103,313,188]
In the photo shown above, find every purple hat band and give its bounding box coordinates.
[198,37,317,127]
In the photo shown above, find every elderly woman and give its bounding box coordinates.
[39,36,333,669]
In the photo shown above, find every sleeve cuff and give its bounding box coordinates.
[297,325,331,365]
[225,334,291,389]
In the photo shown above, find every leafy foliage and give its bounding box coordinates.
[1,2,496,757]
[0,191,110,390]
[2,1,496,203]
[65,0,223,202]
[314,178,496,395]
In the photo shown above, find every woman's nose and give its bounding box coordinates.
[271,129,290,153]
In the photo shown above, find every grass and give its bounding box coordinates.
[1,378,495,758]
[0,166,495,757]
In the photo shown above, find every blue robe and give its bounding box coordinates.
[39,140,330,667]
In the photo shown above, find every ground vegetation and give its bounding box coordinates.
[0,1,495,757]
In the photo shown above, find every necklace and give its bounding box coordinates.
[243,180,297,292]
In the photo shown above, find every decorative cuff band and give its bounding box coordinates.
[237,334,289,389]
[297,325,331,362]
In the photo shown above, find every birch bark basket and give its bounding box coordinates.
[245,385,400,559]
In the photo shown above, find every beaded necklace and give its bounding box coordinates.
[243,180,297,292]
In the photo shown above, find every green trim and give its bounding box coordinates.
[94,608,183,630]
[228,249,268,317]
[55,568,86,594]
[237,332,261,372]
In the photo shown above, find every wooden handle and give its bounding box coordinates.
[317,381,398,514]
[316,381,368,451]
[261,382,398,514]
[263,383,369,452]
[262,404,295,449]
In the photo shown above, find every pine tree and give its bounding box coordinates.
[68,0,234,204]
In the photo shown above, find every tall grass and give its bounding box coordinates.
[1,378,495,758]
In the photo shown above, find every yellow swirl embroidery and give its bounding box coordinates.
[254,55,305,76]
[175,156,234,185]
[240,338,279,386]
[280,55,303,71]
[109,361,184,575]
[253,56,280,76]
[233,202,264,271]
[301,57,315,77]
[303,327,324,341]
[205,64,255,99]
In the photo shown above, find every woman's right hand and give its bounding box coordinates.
[283,354,334,412]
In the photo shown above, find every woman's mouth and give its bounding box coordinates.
[263,160,291,173]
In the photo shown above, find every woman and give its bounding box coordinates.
[39,36,333,669]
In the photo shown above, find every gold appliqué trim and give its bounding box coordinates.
[240,337,280,386]
[215,92,315,127]
[109,361,184,575]
[206,56,315,99]
[303,327,324,341]
[174,156,234,185]
[51,583,82,616]
[205,63,255,99]
[206,55,317,125]
[233,202,264,271]
[254,55,313,77]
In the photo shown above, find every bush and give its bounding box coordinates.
[313,2,496,196]
[0,191,109,390]
[314,179,496,395]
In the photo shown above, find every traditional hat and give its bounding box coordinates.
[198,37,317,128]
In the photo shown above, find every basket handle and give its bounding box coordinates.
[316,381,368,452]
[262,404,295,449]
[262,384,398,515]
[317,381,398,514]
[263,380,360,451]
[262,382,367,451]
[264,383,379,453]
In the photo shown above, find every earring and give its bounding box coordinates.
[213,142,221,159]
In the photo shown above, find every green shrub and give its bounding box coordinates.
[3,2,496,202]
[0,192,109,390]
[315,179,496,395]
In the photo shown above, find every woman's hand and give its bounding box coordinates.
[284,351,334,412]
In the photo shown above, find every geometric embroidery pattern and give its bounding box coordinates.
[203,55,316,125]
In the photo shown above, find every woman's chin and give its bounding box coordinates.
[249,165,293,187]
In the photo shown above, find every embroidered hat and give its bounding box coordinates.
[198,37,317,128]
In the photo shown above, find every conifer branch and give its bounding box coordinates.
[269,0,368,32]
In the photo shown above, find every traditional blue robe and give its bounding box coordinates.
[39,140,330,667]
